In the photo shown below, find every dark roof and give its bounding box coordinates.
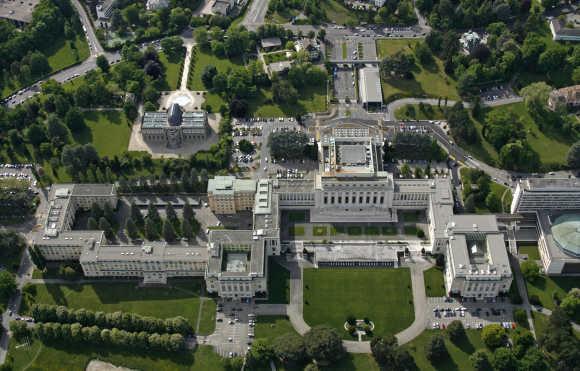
[167,103,183,126]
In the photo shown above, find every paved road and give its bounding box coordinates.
[242,0,269,28]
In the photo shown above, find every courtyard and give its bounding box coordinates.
[303,268,414,339]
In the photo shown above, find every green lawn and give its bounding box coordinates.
[324,353,380,371]
[312,225,328,236]
[404,330,486,371]
[382,225,397,235]
[74,111,131,158]
[266,258,290,304]
[404,225,418,235]
[291,225,305,236]
[21,281,216,334]
[263,51,292,65]
[376,39,459,102]
[6,340,224,371]
[365,226,380,235]
[347,226,362,236]
[469,103,573,167]
[424,267,446,297]
[287,210,307,222]
[254,316,298,342]
[159,51,184,90]
[402,211,420,222]
[303,268,414,339]
[460,168,512,213]
[321,0,360,25]
[395,104,447,120]
[525,275,580,310]
[519,244,540,260]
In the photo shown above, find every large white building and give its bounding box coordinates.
[444,215,513,299]
[511,178,580,214]
[141,104,209,149]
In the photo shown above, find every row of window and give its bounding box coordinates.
[323,195,385,205]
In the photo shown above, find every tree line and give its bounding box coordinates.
[384,132,447,162]
[31,304,193,335]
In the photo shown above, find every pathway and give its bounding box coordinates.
[179,43,194,91]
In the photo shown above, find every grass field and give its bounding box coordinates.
[188,49,326,116]
[470,103,573,167]
[395,104,447,120]
[21,281,216,334]
[254,316,298,342]
[404,225,418,235]
[303,268,414,339]
[1,35,89,99]
[321,0,360,25]
[382,225,397,235]
[287,210,307,222]
[376,39,459,102]
[404,330,486,371]
[519,244,540,260]
[313,225,328,236]
[525,275,580,310]
[266,258,290,304]
[424,267,446,297]
[402,211,420,222]
[325,353,380,371]
[263,51,292,65]
[7,340,224,371]
[159,51,184,90]
[73,111,131,158]
[291,225,305,236]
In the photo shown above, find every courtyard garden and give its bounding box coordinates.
[424,267,446,297]
[21,280,216,335]
[303,268,414,339]
[376,39,459,102]
[519,244,540,261]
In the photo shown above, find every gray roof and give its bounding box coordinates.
[142,109,207,129]
[80,241,208,262]
[207,176,256,195]
[0,0,39,23]
[315,244,399,262]
[261,37,282,48]
[358,66,382,104]
[268,61,293,73]
[520,177,580,191]
[538,211,580,261]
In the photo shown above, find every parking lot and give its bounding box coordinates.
[334,68,356,102]
[426,297,515,331]
[209,301,255,358]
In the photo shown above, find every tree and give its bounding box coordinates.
[269,131,311,160]
[499,141,539,172]
[415,42,433,66]
[163,220,176,242]
[181,218,193,240]
[521,260,540,283]
[272,332,306,365]
[229,99,248,118]
[238,139,254,154]
[380,51,415,78]
[425,334,448,362]
[246,339,274,368]
[304,326,345,364]
[64,107,85,132]
[560,288,580,322]
[130,203,144,228]
[470,349,491,371]
[201,65,218,89]
[99,217,114,240]
[539,45,568,73]
[400,164,412,178]
[182,201,193,222]
[567,141,580,169]
[47,115,69,143]
[272,79,299,104]
[519,347,549,371]
[26,124,47,146]
[126,218,139,239]
[491,348,517,371]
[371,335,399,368]
[446,320,465,343]
[484,110,524,150]
[481,324,506,349]
[485,192,502,213]
[87,217,98,230]
[165,203,178,225]
[96,55,109,73]
[520,82,552,114]
[512,328,535,358]
[29,52,50,77]
[160,36,184,60]
[0,271,16,302]
[10,320,30,341]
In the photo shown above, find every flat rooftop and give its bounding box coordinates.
[207,176,256,195]
[0,0,39,23]
[358,66,382,104]
[315,244,400,262]
[520,178,580,191]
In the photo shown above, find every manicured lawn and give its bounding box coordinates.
[321,0,360,25]
[254,316,298,342]
[266,258,290,304]
[323,353,380,371]
[263,50,292,65]
[424,267,446,297]
[376,39,459,102]
[395,104,447,120]
[73,111,131,158]
[313,225,328,236]
[287,210,307,222]
[404,225,418,235]
[159,51,184,90]
[532,311,580,340]
[46,35,90,73]
[403,330,486,371]
[525,275,580,310]
[189,49,243,91]
[21,281,215,332]
[402,211,420,222]
[291,225,305,236]
[7,339,224,371]
[303,268,414,339]
[519,244,540,260]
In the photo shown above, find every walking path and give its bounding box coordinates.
[179,43,194,91]
[510,255,537,338]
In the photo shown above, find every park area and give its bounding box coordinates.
[188,48,326,116]
[525,275,579,311]
[424,267,446,297]
[21,280,216,335]
[303,268,414,339]
[376,39,459,103]
[159,51,184,90]
[74,111,132,158]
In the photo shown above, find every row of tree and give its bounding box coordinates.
[31,303,193,335]
[384,132,447,162]
[268,131,317,161]
[128,202,200,242]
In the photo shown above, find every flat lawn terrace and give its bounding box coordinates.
[73,111,132,158]
[376,39,459,102]
[188,48,326,116]
[303,268,414,339]
[525,275,580,311]
[21,280,216,335]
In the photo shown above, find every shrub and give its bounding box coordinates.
[425,334,448,362]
